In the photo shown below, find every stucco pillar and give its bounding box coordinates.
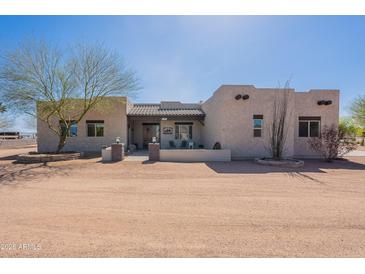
[148,143,160,161]
[111,143,124,161]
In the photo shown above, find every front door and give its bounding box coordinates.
[143,123,160,149]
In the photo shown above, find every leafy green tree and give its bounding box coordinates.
[339,117,360,137]
[356,127,365,137]
[350,95,365,128]
[349,96,365,145]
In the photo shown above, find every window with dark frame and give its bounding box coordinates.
[86,120,104,137]
[60,120,78,137]
[298,117,320,137]
[309,121,320,137]
[253,115,263,137]
[299,121,308,137]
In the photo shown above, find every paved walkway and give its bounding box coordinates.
[346,150,365,156]
[124,150,149,162]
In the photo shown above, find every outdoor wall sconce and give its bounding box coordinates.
[235,94,249,100]
[317,100,332,105]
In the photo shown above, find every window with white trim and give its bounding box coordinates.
[175,123,192,140]
[87,120,104,137]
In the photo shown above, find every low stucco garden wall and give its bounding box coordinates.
[160,149,231,162]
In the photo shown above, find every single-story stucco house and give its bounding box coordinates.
[37,85,339,159]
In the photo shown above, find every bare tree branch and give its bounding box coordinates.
[0,40,140,152]
[266,80,291,160]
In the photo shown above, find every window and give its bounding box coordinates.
[86,120,104,137]
[253,115,263,137]
[299,121,308,137]
[175,123,193,140]
[309,121,320,137]
[60,121,77,137]
[298,117,320,137]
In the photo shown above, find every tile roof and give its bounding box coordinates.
[128,102,205,117]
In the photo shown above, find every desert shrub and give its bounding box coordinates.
[308,124,357,162]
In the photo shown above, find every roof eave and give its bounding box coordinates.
[127,114,205,120]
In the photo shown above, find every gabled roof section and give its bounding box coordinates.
[127,101,205,117]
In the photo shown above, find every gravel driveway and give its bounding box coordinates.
[1,147,365,257]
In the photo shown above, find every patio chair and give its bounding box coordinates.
[169,140,176,149]
[181,140,188,148]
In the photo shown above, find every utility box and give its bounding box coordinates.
[101,147,112,162]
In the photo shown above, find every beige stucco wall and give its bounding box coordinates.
[160,149,231,162]
[37,87,339,158]
[202,85,339,159]
[37,97,128,153]
[293,89,339,157]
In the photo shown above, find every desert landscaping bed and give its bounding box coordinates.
[255,158,304,168]
[16,152,81,163]
[1,147,365,257]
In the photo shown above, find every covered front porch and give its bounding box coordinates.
[127,101,206,151]
[127,116,205,150]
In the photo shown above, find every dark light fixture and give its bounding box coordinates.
[235,94,242,100]
[317,100,332,105]
[242,94,249,100]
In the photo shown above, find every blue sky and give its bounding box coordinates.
[0,16,364,130]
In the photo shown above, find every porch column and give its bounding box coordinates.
[148,143,160,161]
[111,143,125,161]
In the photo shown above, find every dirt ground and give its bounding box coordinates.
[0,146,365,257]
